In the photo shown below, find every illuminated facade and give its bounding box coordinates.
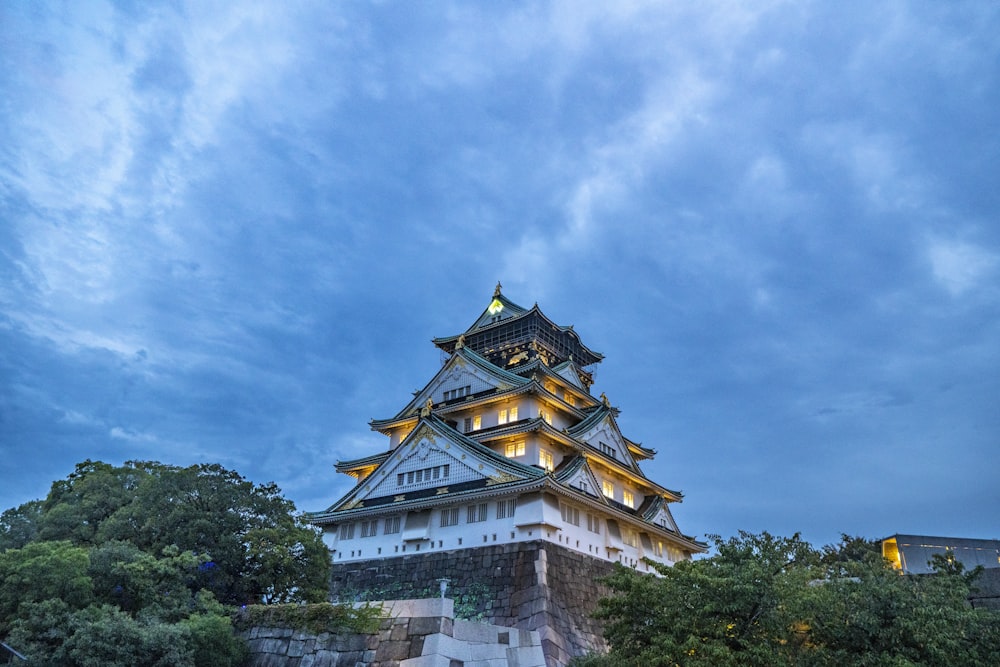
[882,534,1000,575]
[310,285,706,570]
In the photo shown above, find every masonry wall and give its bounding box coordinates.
[327,541,617,667]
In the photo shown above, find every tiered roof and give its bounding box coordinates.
[313,286,706,555]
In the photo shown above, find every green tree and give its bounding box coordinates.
[27,459,330,605]
[579,532,1000,667]
[0,540,93,632]
[0,499,43,551]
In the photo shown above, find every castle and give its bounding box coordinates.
[310,285,706,664]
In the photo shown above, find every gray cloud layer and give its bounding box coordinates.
[1,1,997,546]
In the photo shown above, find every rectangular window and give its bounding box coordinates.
[338,523,355,540]
[540,410,552,425]
[496,498,517,519]
[473,415,482,430]
[564,393,576,406]
[599,442,616,459]
[654,541,664,557]
[440,507,460,527]
[510,406,518,421]
[505,441,525,457]
[463,417,472,432]
[623,490,635,508]
[398,465,451,488]
[360,520,378,538]
[587,513,601,534]
[498,409,508,425]
[384,516,401,534]
[539,450,554,471]
[602,480,614,498]
[560,504,580,526]
[623,529,638,548]
[467,503,487,523]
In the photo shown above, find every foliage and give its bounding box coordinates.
[20,459,330,606]
[577,532,1000,667]
[0,459,332,664]
[0,540,93,632]
[235,602,384,635]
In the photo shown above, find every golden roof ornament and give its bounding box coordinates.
[420,398,433,417]
[601,392,611,407]
[494,281,503,297]
[455,334,465,349]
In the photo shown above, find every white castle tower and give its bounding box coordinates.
[310,285,705,572]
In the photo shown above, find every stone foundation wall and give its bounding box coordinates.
[241,598,546,667]
[327,541,618,666]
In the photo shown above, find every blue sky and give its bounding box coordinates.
[1,2,998,548]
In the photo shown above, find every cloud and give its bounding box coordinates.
[927,238,999,296]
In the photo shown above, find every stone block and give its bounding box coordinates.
[376,640,412,662]
[287,639,306,657]
[390,623,409,641]
[408,616,445,636]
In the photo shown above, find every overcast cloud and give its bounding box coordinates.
[1,1,997,547]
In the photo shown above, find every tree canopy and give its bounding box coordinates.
[577,532,1000,667]
[0,460,331,666]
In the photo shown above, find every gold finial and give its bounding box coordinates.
[420,398,433,417]
[494,281,502,297]
[455,334,465,349]
[600,392,610,407]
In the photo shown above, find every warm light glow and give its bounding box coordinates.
[539,449,554,471]
[882,538,902,570]
[488,298,504,315]
[602,480,614,498]
[473,415,481,430]
[623,490,634,508]
[505,441,525,457]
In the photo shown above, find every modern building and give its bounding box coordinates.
[882,534,1000,575]
[310,285,706,573]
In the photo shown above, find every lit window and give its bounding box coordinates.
[565,393,575,407]
[473,415,482,430]
[623,490,634,508]
[498,409,508,425]
[540,410,552,425]
[505,441,525,457]
[602,480,614,498]
[539,450,554,471]
[510,406,518,421]
[623,529,638,548]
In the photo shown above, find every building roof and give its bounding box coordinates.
[432,286,604,368]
